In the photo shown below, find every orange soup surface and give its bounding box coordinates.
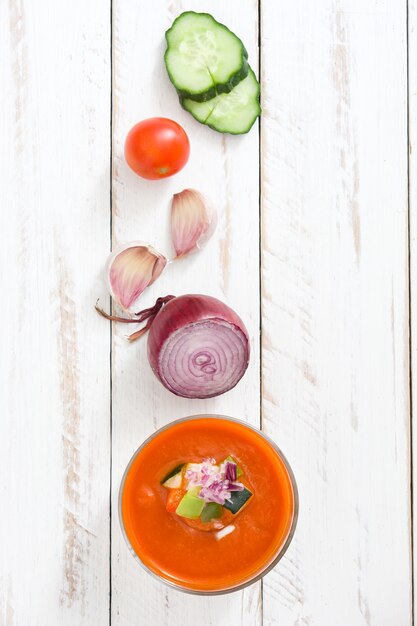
[121,417,296,592]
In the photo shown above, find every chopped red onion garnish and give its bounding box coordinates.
[227,482,244,492]
[215,525,236,540]
[185,458,244,505]
[223,460,237,482]
[202,457,217,466]
[185,468,200,485]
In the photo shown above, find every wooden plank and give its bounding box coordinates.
[261,1,411,624]
[0,1,110,624]
[111,1,260,624]
[409,0,417,621]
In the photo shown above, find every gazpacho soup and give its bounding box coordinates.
[120,415,298,593]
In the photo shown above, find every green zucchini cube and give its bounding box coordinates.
[223,487,253,514]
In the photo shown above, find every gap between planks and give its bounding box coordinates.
[109,0,114,624]
[408,0,416,623]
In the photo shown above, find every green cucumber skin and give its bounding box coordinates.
[201,107,260,135]
[180,98,260,136]
[181,70,261,135]
[173,59,249,104]
[213,58,249,98]
[164,11,249,103]
[162,472,182,489]
[223,487,253,514]
[160,463,184,485]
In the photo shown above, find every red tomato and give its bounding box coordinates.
[124,117,190,180]
[165,488,184,513]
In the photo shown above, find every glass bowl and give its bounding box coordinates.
[119,414,299,595]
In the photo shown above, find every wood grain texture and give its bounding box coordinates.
[261,1,411,625]
[410,0,417,621]
[110,1,260,624]
[0,1,412,624]
[0,1,110,624]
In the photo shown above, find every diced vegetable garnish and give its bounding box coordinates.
[185,462,205,475]
[162,471,182,489]
[215,525,236,540]
[223,487,253,514]
[161,464,184,484]
[224,460,238,482]
[225,455,243,477]
[200,503,222,523]
[176,488,205,519]
[166,488,184,513]
[164,455,253,526]
[184,457,244,505]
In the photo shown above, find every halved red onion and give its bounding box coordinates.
[95,293,250,399]
[147,295,250,399]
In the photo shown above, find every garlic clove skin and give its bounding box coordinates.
[171,189,217,258]
[105,241,167,311]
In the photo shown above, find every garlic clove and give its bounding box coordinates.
[105,242,167,311]
[171,189,217,258]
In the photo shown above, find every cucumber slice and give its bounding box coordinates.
[223,487,253,514]
[200,503,222,523]
[162,471,182,489]
[181,67,260,135]
[161,464,184,485]
[165,11,248,102]
[176,489,205,519]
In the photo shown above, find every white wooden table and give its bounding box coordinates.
[1,1,416,624]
